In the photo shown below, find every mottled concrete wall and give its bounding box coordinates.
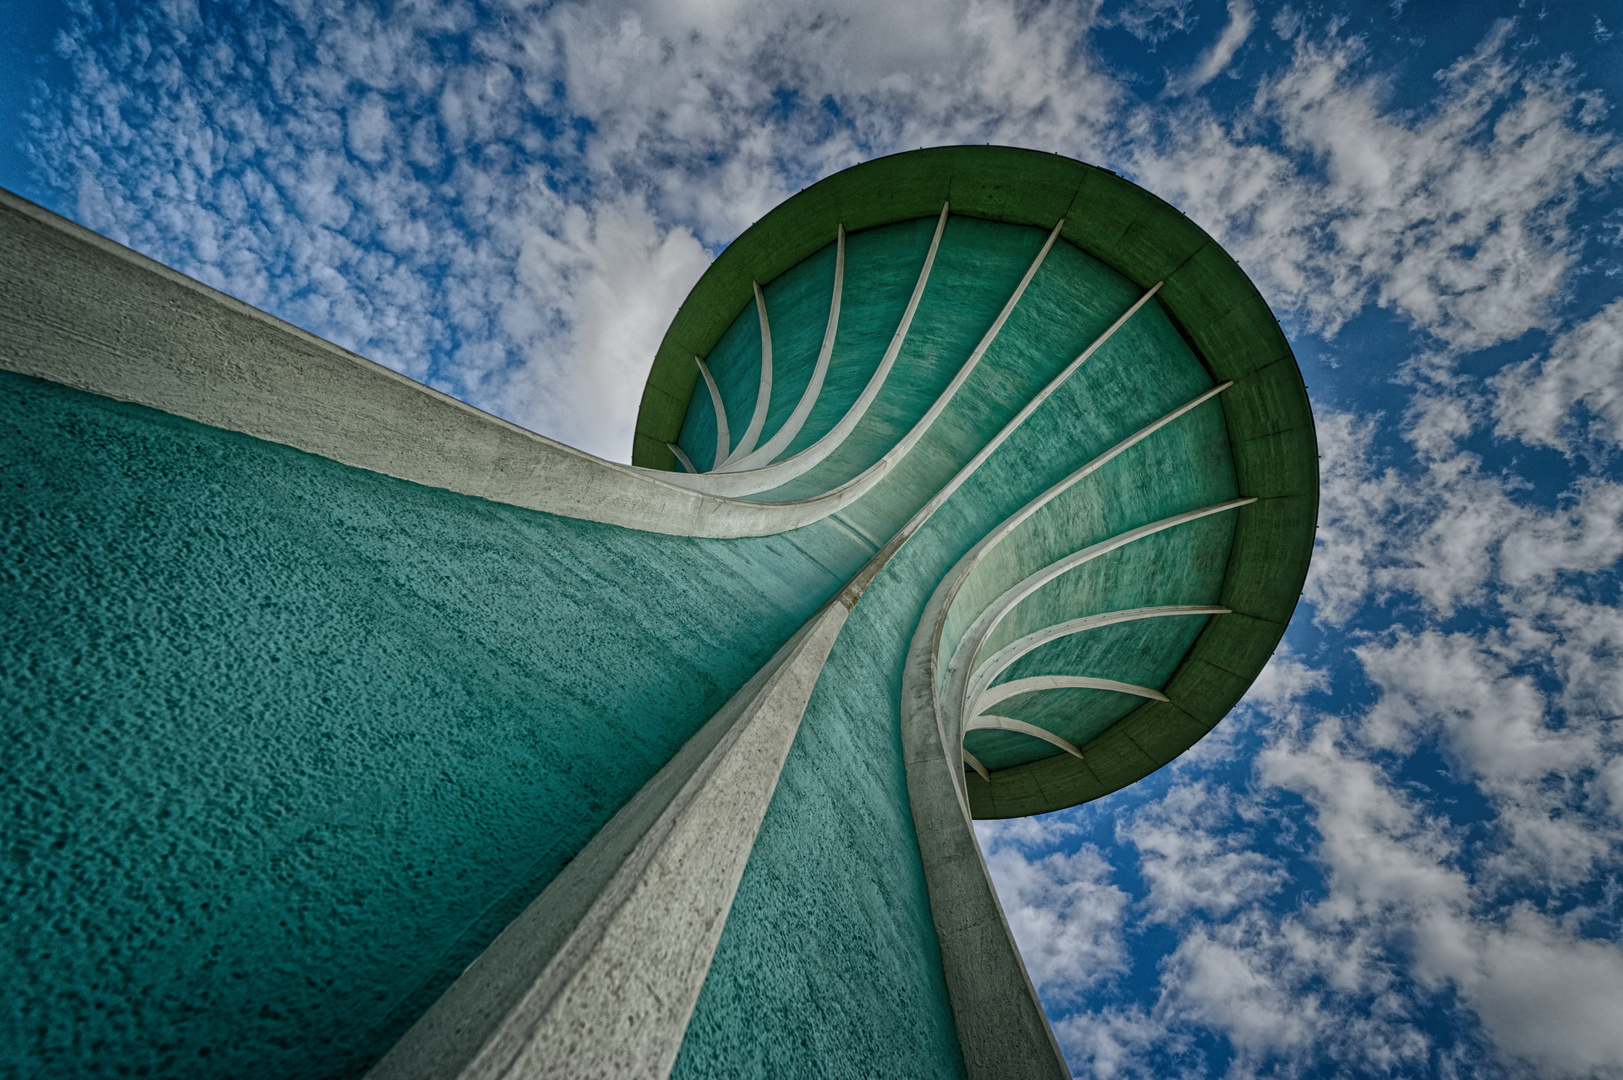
[0,373,854,1078]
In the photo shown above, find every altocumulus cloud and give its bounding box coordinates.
[19,0,1623,1074]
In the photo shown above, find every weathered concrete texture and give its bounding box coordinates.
[0,372,860,1078]
[370,602,850,1080]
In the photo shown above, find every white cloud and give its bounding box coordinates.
[1356,627,1619,884]
[1304,404,1623,623]
[1165,0,1254,96]
[1452,905,1623,1077]
[505,197,711,458]
[1110,0,1199,45]
[1492,298,1623,452]
[978,827,1131,1002]
[1256,714,1623,1077]
[1052,1005,1181,1080]
[1239,646,1328,713]
[1122,782,1285,922]
[1130,21,1622,349]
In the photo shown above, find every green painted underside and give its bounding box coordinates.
[678,213,1243,774]
[671,150,1313,1077]
[636,146,1318,819]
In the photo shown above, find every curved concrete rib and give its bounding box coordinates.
[666,442,697,474]
[970,675,1169,719]
[719,226,845,472]
[720,283,774,465]
[925,378,1232,667]
[694,355,731,470]
[963,716,1086,761]
[964,606,1230,722]
[941,497,1255,732]
[899,549,1073,1080]
[660,205,949,495]
[0,190,1025,542]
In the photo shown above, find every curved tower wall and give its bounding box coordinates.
[0,146,1316,1079]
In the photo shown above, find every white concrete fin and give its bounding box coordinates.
[686,213,1069,507]
[964,605,1230,721]
[943,497,1255,726]
[6,188,960,541]
[666,442,697,474]
[963,715,1086,760]
[721,283,774,465]
[914,374,1234,680]
[970,674,1169,718]
[720,225,845,472]
[897,493,1075,1080]
[694,354,731,470]
[659,204,949,495]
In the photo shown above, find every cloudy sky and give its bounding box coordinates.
[5,0,1623,1075]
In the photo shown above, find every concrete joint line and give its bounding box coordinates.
[368,602,850,1080]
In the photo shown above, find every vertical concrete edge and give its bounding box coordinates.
[367,601,851,1080]
[901,586,1072,1080]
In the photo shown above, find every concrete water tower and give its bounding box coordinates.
[0,146,1315,1078]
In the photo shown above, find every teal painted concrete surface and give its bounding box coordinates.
[671,581,968,1080]
[0,371,863,1079]
[674,523,969,1080]
[667,208,1246,1075]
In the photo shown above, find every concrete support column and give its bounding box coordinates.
[368,600,851,1080]
[901,588,1072,1080]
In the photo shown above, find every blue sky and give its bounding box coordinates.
[6,0,1623,1076]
